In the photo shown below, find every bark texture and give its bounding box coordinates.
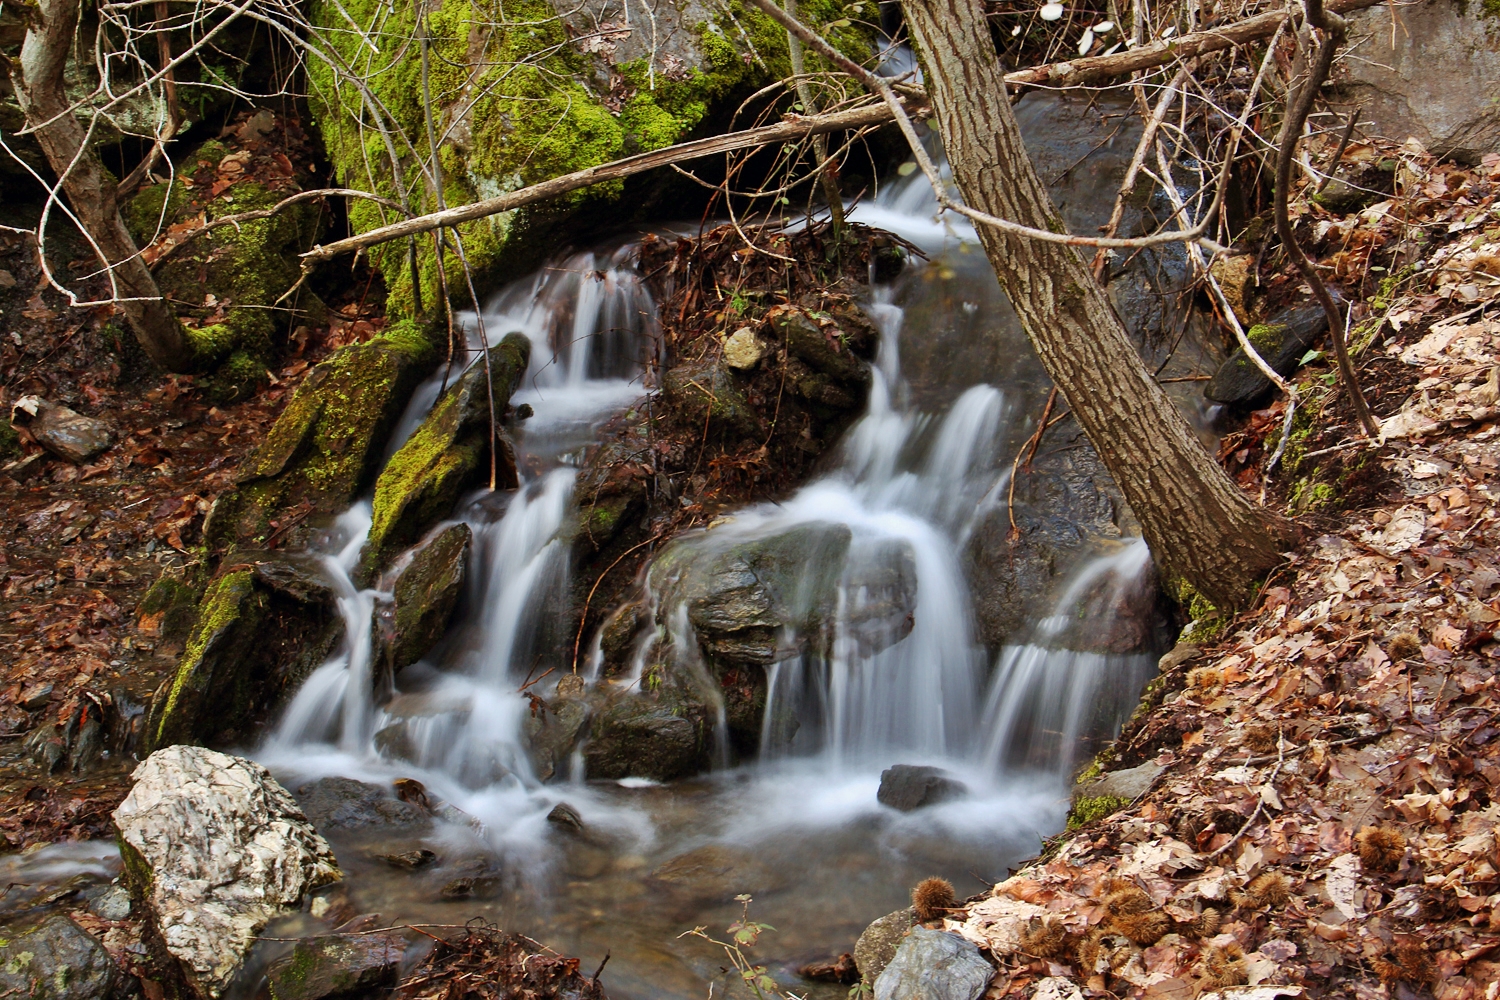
[901,0,1288,609]
[13,0,196,372]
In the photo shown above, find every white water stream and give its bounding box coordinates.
[239,125,1164,999]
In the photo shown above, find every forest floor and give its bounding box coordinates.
[950,146,1500,1000]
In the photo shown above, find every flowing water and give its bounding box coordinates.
[2,95,1182,999]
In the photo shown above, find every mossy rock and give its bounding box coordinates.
[144,560,344,753]
[359,335,530,580]
[138,574,204,644]
[581,695,712,781]
[384,522,471,673]
[125,169,327,376]
[1203,304,1327,406]
[265,932,405,1000]
[660,357,761,439]
[206,325,438,555]
[305,0,878,316]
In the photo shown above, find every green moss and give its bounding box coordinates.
[306,0,875,316]
[148,570,260,751]
[1482,0,1500,18]
[0,418,19,462]
[1067,794,1128,829]
[139,574,204,642]
[201,349,270,404]
[1166,576,1225,644]
[1246,322,1288,356]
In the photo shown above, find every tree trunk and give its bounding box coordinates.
[13,0,196,372]
[901,0,1288,609]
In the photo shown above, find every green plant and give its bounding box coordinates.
[680,894,787,999]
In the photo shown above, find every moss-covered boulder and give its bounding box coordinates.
[265,932,407,1000]
[359,335,530,580]
[143,558,344,753]
[581,692,714,782]
[205,325,438,555]
[380,522,471,674]
[306,0,878,315]
[1203,304,1327,406]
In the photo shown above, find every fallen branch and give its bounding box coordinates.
[301,0,1385,265]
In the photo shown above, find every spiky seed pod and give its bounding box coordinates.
[1232,870,1292,909]
[1189,907,1222,938]
[1374,943,1436,985]
[1112,909,1171,947]
[1187,666,1224,694]
[1356,826,1407,872]
[911,877,957,922]
[1243,723,1277,754]
[1075,927,1106,975]
[1387,632,1422,661]
[1195,942,1248,990]
[1020,916,1071,959]
[1102,880,1154,916]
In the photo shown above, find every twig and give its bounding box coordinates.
[1314,104,1361,194]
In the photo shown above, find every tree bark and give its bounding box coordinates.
[13,0,196,372]
[900,0,1289,609]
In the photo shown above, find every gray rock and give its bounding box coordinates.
[1157,643,1201,674]
[13,398,114,463]
[0,913,117,1000]
[582,699,709,782]
[265,932,408,1000]
[385,523,471,672]
[1204,304,1327,406]
[1073,761,1165,805]
[873,927,993,1000]
[87,883,132,921]
[373,722,418,764]
[877,765,968,812]
[21,681,54,710]
[112,747,341,999]
[1333,2,1500,161]
[649,844,784,903]
[524,693,591,782]
[294,776,430,831]
[854,908,915,982]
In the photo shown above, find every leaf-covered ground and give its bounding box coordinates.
[946,147,1500,1000]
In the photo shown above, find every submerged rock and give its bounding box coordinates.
[265,931,408,1000]
[649,844,785,902]
[0,913,118,1000]
[873,927,993,1000]
[382,522,471,673]
[294,776,430,831]
[877,765,968,812]
[112,747,341,998]
[1204,304,1327,406]
[360,335,530,580]
[854,907,916,982]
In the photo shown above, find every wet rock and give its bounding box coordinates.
[0,913,118,1000]
[582,697,710,782]
[877,765,968,812]
[21,680,54,710]
[1204,304,1327,406]
[873,927,993,1000]
[373,722,419,764]
[770,305,874,387]
[800,952,860,984]
[1073,761,1164,805]
[10,396,115,463]
[88,883,133,921]
[379,849,436,869]
[661,358,760,438]
[112,747,341,998]
[265,931,408,1000]
[854,907,915,982]
[360,335,530,580]
[1333,2,1500,161]
[384,523,471,672]
[524,690,591,782]
[547,802,585,832]
[294,776,430,831]
[143,561,343,753]
[205,333,437,555]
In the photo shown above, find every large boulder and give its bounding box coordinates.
[379,522,472,675]
[1331,2,1500,162]
[877,765,968,812]
[205,328,437,554]
[360,336,529,580]
[873,927,993,1000]
[112,747,342,998]
[143,557,343,753]
[581,694,713,782]
[0,913,118,1000]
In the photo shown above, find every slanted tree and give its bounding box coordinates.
[899,0,1290,609]
[11,0,196,371]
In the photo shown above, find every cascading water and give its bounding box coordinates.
[247,97,1173,1000]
